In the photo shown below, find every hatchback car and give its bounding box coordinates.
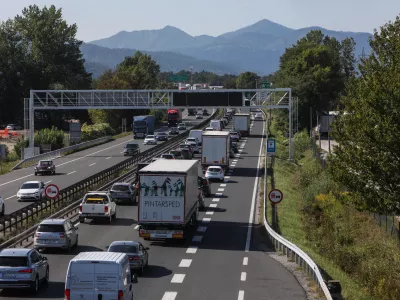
[181,149,192,159]
[107,241,149,275]
[169,149,182,159]
[123,142,140,156]
[143,135,157,145]
[0,248,49,292]
[34,219,78,252]
[255,112,263,120]
[34,160,56,176]
[196,114,203,119]
[230,131,240,142]
[110,182,137,205]
[205,166,224,181]
[178,123,186,130]
[155,132,168,141]
[169,127,179,135]
[17,181,45,201]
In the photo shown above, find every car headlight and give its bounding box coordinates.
[48,167,51,169]
[17,192,21,197]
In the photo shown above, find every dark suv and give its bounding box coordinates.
[123,142,140,156]
[34,160,55,176]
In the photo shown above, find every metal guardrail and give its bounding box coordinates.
[0,110,220,248]
[12,136,113,170]
[260,111,333,299]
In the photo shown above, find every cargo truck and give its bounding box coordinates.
[233,113,250,137]
[201,131,230,172]
[167,109,182,127]
[138,159,200,240]
[133,115,155,138]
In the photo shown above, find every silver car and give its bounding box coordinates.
[107,241,149,275]
[34,219,78,252]
[109,183,137,205]
[0,248,49,293]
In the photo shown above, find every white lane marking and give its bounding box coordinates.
[106,157,111,159]
[206,211,214,215]
[245,114,265,252]
[212,198,220,202]
[89,163,96,166]
[67,171,76,175]
[75,222,80,226]
[241,272,247,281]
[215,192,223,196]
[217,188,224,192]
[197,226,207,232]
[238,290,245,300]
[238,149,243,152]
[225,176,231,179]
[171,274,186,283]
[120,151,125,153]
[210,204,217,208]
[161,292,178,300]
[192,235,203,242]
[243,257,248,266]
[232,160,238,163]
[5,195,16,200]
[220,184,226,187]
[44,180,52,184]
[202,218,211,223]
[179,259,192,267]
[134,225,139,230]
[186,246,198,253]
[0,174,33,187]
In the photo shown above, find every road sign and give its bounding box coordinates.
[261,82,272,88]
[266,138,276,155]
[45,184,59,199]
[268,189,283,204]
[168,75,188,82]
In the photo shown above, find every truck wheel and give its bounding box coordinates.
[112,210,117,220]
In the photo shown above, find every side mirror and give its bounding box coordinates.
[42,256,47,261]
[132,273,138,283]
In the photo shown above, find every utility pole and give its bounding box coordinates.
[190,66,193,86]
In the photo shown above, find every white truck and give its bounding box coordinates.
[201,131,230,172]
[233,113,250,137]
[189,130,203,146]
[138,159,200,240]
[79,191,117,224]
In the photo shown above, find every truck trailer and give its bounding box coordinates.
[201,131,230,172]
[133,115,155,138]
[167,109,182,127]
[138,159,199,240]
[233,113,250,137]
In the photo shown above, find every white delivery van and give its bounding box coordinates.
[64,252,137,300]
[210,119,222,131]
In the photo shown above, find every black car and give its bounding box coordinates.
[203,109,209,116]
[34,160,56,176]
[156,132,169,141]
[169,127,179,135]
[231,142,239,153]
[169,149,182,159]
[123,142,140,156]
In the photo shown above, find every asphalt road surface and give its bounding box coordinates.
[0,109,306,300]
[0,111,206,215]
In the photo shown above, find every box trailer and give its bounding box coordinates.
[201,131,230,171]
[138,159,199,240]
[233,113,250,136]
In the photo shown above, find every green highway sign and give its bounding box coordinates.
[261,82,272,88]
[168,75,188,82]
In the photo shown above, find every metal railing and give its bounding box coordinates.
[261,111,332,299]
[12,136,113,170]
[0,110,220,248]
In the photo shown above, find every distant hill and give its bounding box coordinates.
[86,19,373,76]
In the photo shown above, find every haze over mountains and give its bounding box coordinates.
[82,19,372,78]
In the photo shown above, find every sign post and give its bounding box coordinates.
[266,138,276,156]
[268,188,283,230]
[45,184,60,215]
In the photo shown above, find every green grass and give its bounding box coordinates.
[0,159,20,175]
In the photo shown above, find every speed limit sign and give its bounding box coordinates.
[45,184,60,199]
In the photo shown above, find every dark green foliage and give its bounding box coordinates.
[81,123,115,142]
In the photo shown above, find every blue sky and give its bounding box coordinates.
[1,0,399,41]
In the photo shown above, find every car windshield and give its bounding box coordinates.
[109,244,138,253]
[112,185,130,192]
[39,161,52,166]
[208,167,221,172]
[126,144,138,149]
[146,135,154,139]
[0,257,28,267]
[37,224,65,233]
[21,183,39,189]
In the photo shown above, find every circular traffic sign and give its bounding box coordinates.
[268,189,283,204]
[45,184,60,199]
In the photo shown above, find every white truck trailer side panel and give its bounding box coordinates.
[234,115,249,131]
[201,135,229,166]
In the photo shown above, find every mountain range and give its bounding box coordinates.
[82,19,373,78]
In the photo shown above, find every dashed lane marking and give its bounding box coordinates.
[5,195,16,200]
[192,236,203,242]
[217,188,224,192]
[179,259,192,267]
[67,171,76,175]
[186,246,198,253]
[206,211,214,215]
[212,198,220,202]
[197,226,207,232]
[106,157,111,159]
[161,291,177,300]
[171,274,186,283]
[238,290,245,300]
[241,272,247,281]
[89,163,96,166]
[44,180,52,184]
[134,225,139,230]
[202,218,211,223]
[209,204,217,208]
[220,184,226,187]
[243,257,248,265]
[225,176,231,179]
[215,192,223,197]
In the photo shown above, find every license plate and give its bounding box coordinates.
[2,273,16,279]
[152,233,169,238]
[116,193,126,197]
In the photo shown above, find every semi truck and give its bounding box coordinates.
[167,109,182,127]
[138,159,200,240]
[233,113,250,137]
[201,131,230,172]
[133,115,155,138]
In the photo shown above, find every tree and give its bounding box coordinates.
[236,72,259,89]
[329,17,400,214]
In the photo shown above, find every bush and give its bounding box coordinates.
[13,139,29,159]
[35,127,65,150]
[81,123,115,142]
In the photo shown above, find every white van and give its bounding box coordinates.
[64,252,137,300]
[189,130,203,146]
[210,119,222,131]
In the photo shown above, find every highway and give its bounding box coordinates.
[0,111,204,215]
[0,109,306,300]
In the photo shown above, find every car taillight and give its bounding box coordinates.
[79,204,82,212]
[129,256,140,261]
[64,289,70,300]
[59,233,66,238]
[18,269,32,273]
[104,206,108,213]
[118,290,124,300]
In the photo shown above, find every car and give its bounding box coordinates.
[34,160,56,176]
[107,241,149,275]
[229,131,240,142]
[178,123,186,130]
[196,114,203,119]
[110,182,137,205]
[155,132,169,141]
[0,196,4,217]
[160,153,175,159]
[143,135,157,145]
[180,149,192,159]
[6,124,22,130]
[17,181,45,201]
[205,166,224,182]
[179,143,194,155]
[203,109,209,116]
[229,148,235,158]
[197,188,206,211]
[205,127,214,131]
[0,248,49,292]
[232,142,239,153]
[34,219,78,252]
[222,117,229,125]
[255,112,263,120]
[185,141,199,154]
[186,137,200,147]
[169,127,179,135]
[123,142,140,156]
[198,176,212,197]
[169,149,182,159]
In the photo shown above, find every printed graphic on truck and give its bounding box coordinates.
[139,175,185,222]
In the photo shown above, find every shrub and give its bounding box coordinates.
[35,127,65,150]
[81,123,115,142]
[13,139,29,159]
